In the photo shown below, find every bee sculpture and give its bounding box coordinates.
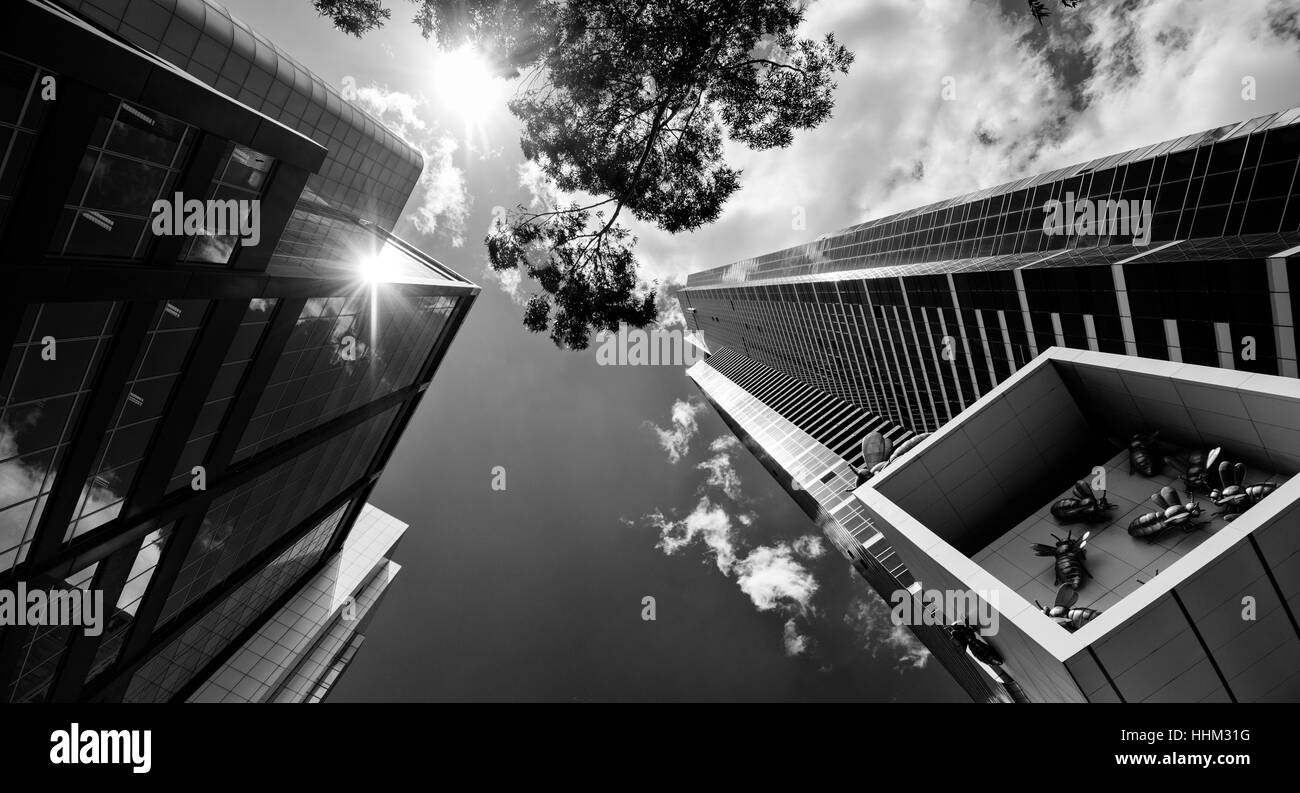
[1210,460,1280,521]
[1050,480,1116,524]
[1032,530,1091,589]
[946,621,1004,667]
[843,430,933,492]
[1164,446,1220,496]
[1126,431,1162,477]
[1037,586,1101,633]
[1128,485,1206,541]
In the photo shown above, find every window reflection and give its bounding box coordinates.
[178,143,275,265]
[65,300,208,542]
[49,100,193,260]
[87,524,171,681]
[166,298,279,493]
[0,52,50,237]
[0,302,119,572]
[233,293,456,461]
[5,561,99,702]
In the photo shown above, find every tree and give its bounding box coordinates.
[312,0,390,36]
[314,1,854,349]
[1028,0,1082,26]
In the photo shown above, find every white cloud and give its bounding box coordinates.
[639,489,826,656]
[484,264,528,306]
[644,398,704,464]
[647,497,743,573]
[696,435,742,500]
[734,541,822,615]
[783,618,811,656]
[635,0,1300,277]
[843,589,931,671]
[353,84,470,246]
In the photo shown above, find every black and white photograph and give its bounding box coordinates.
[0,0,1297,779]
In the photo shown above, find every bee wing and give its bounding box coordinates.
[1233,462,1246,486]
[1079,531,1090,549]
[1218,460,1233,488]
[1031,543,1057,556]
[889,432,931,462]
[861,431,888,470]
[1205,447,1221,472]
[1072,480,1092,500]
[1150,492,1170,509]
[1160,485,1179,508]
[1054,586,1079,608]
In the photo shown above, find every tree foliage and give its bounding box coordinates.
[314,1,854,349]
[1028,0,1082,26]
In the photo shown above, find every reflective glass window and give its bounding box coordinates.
[65,300,208,541]
[0,302,120,571]
[49,100,194,260]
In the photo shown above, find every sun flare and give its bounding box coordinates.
[433,45,504,128]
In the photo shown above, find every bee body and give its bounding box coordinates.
[1128,486,1205,541]
[1210,461,1279,520]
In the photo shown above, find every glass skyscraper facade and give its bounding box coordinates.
[681,107,1300,702]
[0,0,476,702]
[186,502,407,704]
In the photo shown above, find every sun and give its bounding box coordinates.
[433,44,504,128]
[358,254,394,285]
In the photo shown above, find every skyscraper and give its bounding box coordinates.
[680,107,1300,702]
[188,502,408,703]
[0,0,476,702]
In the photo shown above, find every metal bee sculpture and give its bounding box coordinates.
[1032,530,1091,589]
[1209,460,1280,521]
[946,620,1004,667]
[1164,446,1220,496]
[1127,485,1206,541]
[1050,480,1116,524]
[843,430,933,492]
[1037,586,1101,633]
[1126,431,1162,477]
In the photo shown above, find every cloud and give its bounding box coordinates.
[353,84,470,247]
[484,264,528,306]
[647,497,743,573]
[644,398,704,464]
[734,541,822,615]
[783,618,810,656]
[642,495,826,656]
[1,415,125,564]
[636,0,1300,279]
[696,436,742,500]
[843,589,931,671]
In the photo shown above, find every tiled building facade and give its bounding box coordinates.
[681,108,1300,701]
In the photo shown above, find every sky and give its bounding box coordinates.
[213,0,1300,701]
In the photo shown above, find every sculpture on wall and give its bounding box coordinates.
[946,620,1004,667]
[1037,586,1101,633]
[842,429,933,492]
